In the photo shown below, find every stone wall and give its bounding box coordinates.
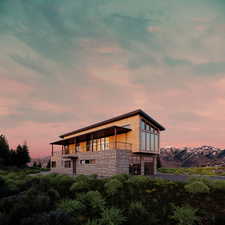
[76,149,131,177]
[51,150,157,176]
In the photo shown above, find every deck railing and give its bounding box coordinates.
[58,141,132,155]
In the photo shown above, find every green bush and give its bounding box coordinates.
[171,205,199,225]
[104,179,123,195]
[185,181,210,194]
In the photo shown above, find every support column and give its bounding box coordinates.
[114,127,117,149]
[91,134,93,151]
[74,138,76,153]
[153,156,157,175]
[51,144,54,156]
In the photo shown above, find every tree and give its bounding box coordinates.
[15,143,31,167]
[0,135,10,166]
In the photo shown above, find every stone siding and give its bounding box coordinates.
[76,149,131,177]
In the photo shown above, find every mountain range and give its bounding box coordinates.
[160,146,225,168]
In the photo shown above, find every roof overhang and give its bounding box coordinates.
[50,126,131,145]
[59,109,165,138]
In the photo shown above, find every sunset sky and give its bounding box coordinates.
[1,0,225,158]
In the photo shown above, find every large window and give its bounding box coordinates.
[64,160,71,168]
[87,137,110,152]
[141,120,159,152]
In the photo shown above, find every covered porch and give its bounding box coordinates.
[50,125,132,156]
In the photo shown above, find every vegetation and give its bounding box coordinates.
[159,167,225,176]
[0,135,31,168]
[0,171,224,225]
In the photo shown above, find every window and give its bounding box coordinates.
[155,133,159,152]
[64,160,71,168]
[141,131,145,150]
[51,161,56,168]
[151,133,155,151]
[80,159,96,165]
[76,143,80,152]
[141,119,160,152]
[141,120,145,130]
[146,132,150,151]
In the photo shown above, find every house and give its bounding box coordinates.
[50,109,165,176]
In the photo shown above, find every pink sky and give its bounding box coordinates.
[0,0,225,158]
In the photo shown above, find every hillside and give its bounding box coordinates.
[161,146,225,168]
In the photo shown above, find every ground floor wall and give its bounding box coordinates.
[51,149,157,177]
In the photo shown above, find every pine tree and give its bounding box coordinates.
[15,143,31,167]
[0,135,10,166]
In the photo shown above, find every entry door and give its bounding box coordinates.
[72,159,76,175]
[144,162,154,175]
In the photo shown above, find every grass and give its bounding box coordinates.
[159,167,225,176]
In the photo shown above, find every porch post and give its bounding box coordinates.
[114,127,117,149]
[51,144,54,156]
[91,134,93,151]
[74,138,76,153]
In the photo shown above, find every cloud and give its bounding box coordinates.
[1,0,225,157]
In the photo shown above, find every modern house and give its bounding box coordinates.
[50,109,165,176]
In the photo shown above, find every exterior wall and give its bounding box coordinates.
[51,153,73,175]
[76,149,130,177]
[65,115,140,152]
[51,150,157,176]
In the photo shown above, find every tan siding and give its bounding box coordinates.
[66,115,140,152]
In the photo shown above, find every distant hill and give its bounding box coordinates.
[160,146,225,168]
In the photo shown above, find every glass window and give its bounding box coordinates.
[105,137,109,150]
[141,131,146,150]
[155,134,159,152]
[51,161,56,168]
[75,143,80,152]
[64,160,71,168]
[146,132,150,151]
[146,124,150,131]
[141,120,145,130]
[151,133,154,151]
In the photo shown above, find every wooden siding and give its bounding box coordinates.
[65,115,141,152]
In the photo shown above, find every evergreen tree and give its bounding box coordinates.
[15,143,31,167]
[9,149,17,166]
[0,135,10,166]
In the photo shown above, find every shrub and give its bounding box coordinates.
[127,201,157,225]
[171,205,199,225]
[185,181,210,194]
[100,208,126,225]
[104,179,123,195]
[70,175,96,193]
[58,199,84,214]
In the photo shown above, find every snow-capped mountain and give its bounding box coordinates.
[160,146,225,167]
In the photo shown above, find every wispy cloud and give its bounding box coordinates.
[1,0,225,157]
